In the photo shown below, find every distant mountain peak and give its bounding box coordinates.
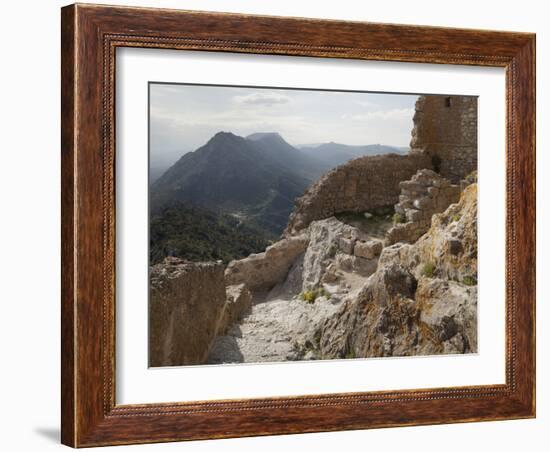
[208,131,241,143]
[246,132,284,141]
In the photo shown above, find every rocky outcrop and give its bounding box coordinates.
[284,153,432,235]
[149,258,227,366]
[218,284,252,335]
[386,169,461,245]
[317,184,478,359]
[301,217,380,292]
[410,95,477,182]
[225,234,309,292]
[380,183,478,283]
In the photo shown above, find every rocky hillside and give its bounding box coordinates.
[208,180,477,364]
[318,183,478,359]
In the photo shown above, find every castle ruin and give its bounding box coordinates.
[285,94,477,235]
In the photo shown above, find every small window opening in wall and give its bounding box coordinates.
[445,96,452,108]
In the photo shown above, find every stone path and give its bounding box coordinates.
[206,291,346,364]
[206,276,364,365]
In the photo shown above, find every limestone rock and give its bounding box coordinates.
[218,284,252,335]
[318,184,478,360]
[302,217,379,291]
[225,234,309,292]
[354,239,383,259]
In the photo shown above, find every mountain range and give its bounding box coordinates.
[150,131,407,263]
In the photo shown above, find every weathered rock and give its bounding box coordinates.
[302,217,380,291]
[338,237,355,254]
[386,169,461,245]
[318,184,478,360]
[149,258,226,367]
[354,239,383,259]
[416,278,477,353]
[380,183,478,282]
[225,234,309,292]
[335,253,377,276]
[218,284,252,335]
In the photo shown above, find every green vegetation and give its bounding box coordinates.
[462,275,477,286]
[150,202,272,265]
[392,212,406,224]
[300,287,329,304]
[422,262,436,278]
[451,213,461,222]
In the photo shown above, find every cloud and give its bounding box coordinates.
[233,91,291,106]
[347,108,414,121]
[354,99,379,108]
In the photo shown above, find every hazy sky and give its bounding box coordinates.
[150,83,419,168]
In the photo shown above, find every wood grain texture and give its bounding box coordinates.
[60,3,536,447]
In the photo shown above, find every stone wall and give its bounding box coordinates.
[149,258,227,367]
[410,95,477,182]
[386,169,461,245]
[284,153,432,235]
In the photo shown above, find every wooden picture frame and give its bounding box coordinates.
[61,3,535,447]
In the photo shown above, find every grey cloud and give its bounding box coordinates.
[233,91,291,106]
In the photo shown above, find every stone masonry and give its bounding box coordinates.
[410,95,477,183]
[386,169,461,245]
[284,152,432,235]
[149,258,227,367]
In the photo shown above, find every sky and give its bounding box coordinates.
[150,83,419,169]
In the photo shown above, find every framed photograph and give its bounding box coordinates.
[61,3,536,447]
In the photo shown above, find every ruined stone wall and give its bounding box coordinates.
[149,258,227,367]
[410,95,477,182]
[284,153,432,235]
[386,169,461,245]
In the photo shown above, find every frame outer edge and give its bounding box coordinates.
[60,3,536,446]
[61,3,77,448]
[515,35,536,416]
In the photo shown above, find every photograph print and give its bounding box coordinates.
[148,83,478,368]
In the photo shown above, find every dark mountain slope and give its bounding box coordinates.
[246,132,327,180]
[151,132,312,235]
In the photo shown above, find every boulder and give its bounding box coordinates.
[225,234,309,292]
[354,239,383,259]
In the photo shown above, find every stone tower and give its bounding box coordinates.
[410,95,477,183]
